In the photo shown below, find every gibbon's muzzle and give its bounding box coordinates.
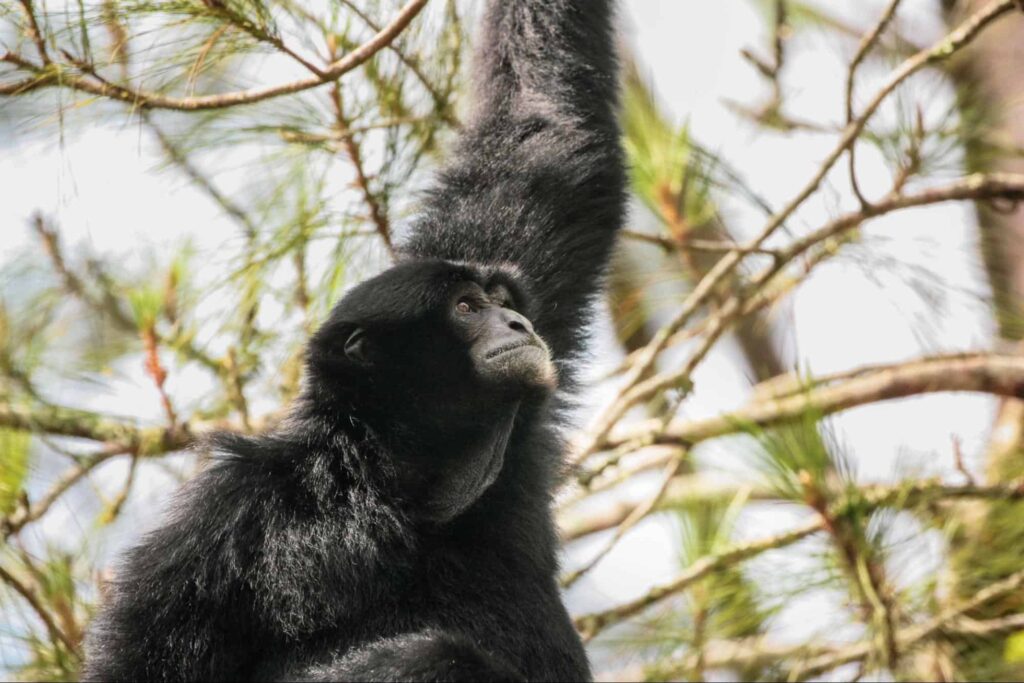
[481,307,539,358]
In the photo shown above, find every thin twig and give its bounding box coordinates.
[560,457,684,588]
[620,229,781,256]
[846,0,903,208]
[950,434,976,485]
[0,565,80,657]
[336,0,459,126]
[329,80,394,256]
[103,452,140,522]
[16,0,49,65]
[145,118,258,238]
[1,446,123,540]
[276,116,432,145]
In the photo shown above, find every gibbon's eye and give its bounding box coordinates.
[456,299,475,314]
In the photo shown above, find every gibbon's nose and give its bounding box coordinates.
[499,307,534,335]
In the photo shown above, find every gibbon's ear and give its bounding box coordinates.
[343,327,371,366]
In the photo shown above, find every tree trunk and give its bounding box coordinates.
[943,4,1024,679]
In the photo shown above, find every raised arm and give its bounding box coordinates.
[403,0,625,363]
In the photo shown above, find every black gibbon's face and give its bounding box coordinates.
[308,260,555,422]
[447,278,555,390]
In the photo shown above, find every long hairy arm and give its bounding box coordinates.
[404,0,625,364]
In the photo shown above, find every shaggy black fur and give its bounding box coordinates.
[83,0,624,680]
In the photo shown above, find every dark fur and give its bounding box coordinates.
[83,0,624,680]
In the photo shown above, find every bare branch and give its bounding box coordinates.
[581,174,1024,459]
[781,172,1024,261]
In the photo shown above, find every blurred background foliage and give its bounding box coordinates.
[2,0,1024,680]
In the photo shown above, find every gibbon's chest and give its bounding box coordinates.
[412,546,590,680]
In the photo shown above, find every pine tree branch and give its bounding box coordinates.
[0,0,430,111]
[575,0,1021,463]
[602,610,1024,682]
[329,80,394,256]
[336,0,459,126]
[583,173,1024,469]
[574,518,824,642]
[32,215,224,376]
[846,0,903,208]
[0,565,80,658]
[572,479,1024,643]
[606,352,1024,450]
[559,475,1024,542]
[0,403,191,455]
[1,445,126,540]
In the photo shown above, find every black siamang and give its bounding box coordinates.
[83,0,624,680]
